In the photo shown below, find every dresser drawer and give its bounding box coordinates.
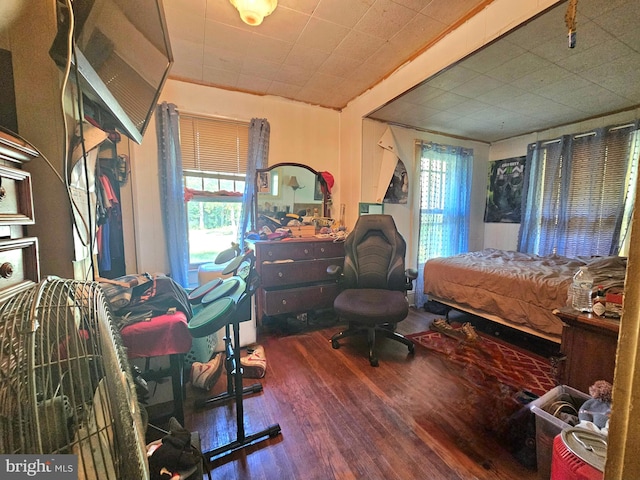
[0,165,34,225]
[262,283,340,316]
[0,237,39,303]
[314,240,344,258]
[260,257,343,288]
[259,242,316,261]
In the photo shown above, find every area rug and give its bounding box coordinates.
[408,328,556,396]
[407,327,558,436]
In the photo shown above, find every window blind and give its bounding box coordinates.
[564,126,635,256]
[179,115,249,174]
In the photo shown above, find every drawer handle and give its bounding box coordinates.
[281,299,287,305]
[278,272,283,277]
[0,262,13,279]
[268,251,273,257]
[304,249,309,254]
[0,186,5,202]
[320,247,325,253]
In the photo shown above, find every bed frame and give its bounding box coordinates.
[428,294,562,344]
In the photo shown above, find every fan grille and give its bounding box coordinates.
[0,278,148,479]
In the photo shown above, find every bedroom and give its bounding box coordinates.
[1,0,640,478]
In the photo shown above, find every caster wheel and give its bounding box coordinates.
[408,344,415,354]
[331,339,340,349]
[369,357,379,367]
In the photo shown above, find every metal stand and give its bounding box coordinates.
[197,290,281,462]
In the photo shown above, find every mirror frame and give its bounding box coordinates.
[253,162,327,231]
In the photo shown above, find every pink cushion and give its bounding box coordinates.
[120,312,192,358]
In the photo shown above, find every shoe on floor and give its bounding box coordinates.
[190,353,223,390]
[241,344,267,379]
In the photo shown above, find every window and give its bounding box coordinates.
[415,142,473,308]
[519,122,639,257]
[179,115,249,265]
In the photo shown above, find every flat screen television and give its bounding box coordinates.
[50,0,173,144]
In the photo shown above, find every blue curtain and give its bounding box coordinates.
[156,102,189,287]
[238,118,270,249]
[518,137,567,255]
[415,142,473,309]
[518,123,637,257]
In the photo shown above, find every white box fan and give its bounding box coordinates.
[0,277,149,479]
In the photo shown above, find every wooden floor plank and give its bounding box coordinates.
[178,307,542,480]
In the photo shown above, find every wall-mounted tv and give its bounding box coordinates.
[50,0,173,144]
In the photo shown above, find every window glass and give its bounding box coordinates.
[179,116,249,266]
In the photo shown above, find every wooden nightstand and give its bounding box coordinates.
[554,308,619,393]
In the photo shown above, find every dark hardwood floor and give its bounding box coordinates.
[179,307,553,480]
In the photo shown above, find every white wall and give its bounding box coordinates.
[128,79,340,274]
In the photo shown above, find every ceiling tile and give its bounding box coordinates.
[354,0,417,40]
[313,0,375,28]
[318,53,364,77]
[487,52,552,83]
[278,0,322,15]
[451,74,504,98]
[268,80,302,97]
[202,65,240,86]
[236,73,272,93]
[202,45,243,72]
[284,44,330,69]
[240,58,282,81]
[295,17,351,54]
[462,41,526,74]
[273,63,315,86]
[334,29,387,60]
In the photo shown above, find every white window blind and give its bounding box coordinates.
[179,115,249,174]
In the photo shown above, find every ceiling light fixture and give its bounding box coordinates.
[230,0,277,26]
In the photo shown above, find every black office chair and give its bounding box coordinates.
[329,214,417,366]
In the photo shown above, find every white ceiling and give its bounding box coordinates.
[162,0,490,108]
[162,0,640,143]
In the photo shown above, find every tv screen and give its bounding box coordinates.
[50,0,173,144]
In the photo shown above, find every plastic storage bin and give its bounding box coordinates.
[530,385,590,480]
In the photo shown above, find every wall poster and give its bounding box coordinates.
[484,156,526,223]
[383,159,409,204]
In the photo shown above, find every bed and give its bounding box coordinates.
[423,249,627,342]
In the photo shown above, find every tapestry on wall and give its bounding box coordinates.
[484,156,526,223]
[383,159,408,204]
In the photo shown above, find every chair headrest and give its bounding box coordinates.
[349,214,400,247]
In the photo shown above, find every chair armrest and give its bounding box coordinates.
[327,264,343,276]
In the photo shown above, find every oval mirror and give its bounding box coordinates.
[254,163,328,231]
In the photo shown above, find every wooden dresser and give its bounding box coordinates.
[251,237,344,324]
[0,128,39,303]
[555,308,619,393]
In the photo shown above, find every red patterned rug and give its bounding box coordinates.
[407,327,558,435]
[407,328,557,397]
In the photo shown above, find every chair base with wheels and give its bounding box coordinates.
[331,288,414,366]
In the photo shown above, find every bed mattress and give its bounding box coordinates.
[423,249,627,340]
